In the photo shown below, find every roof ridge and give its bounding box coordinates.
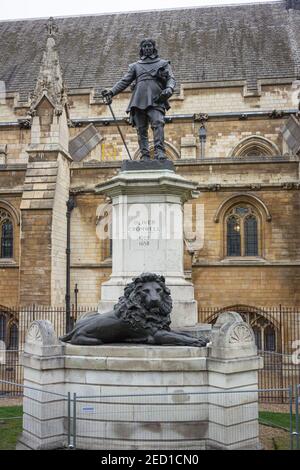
[0,0,297,99]
[0,1,283,23]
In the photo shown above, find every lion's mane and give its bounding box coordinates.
[114,273,172,334]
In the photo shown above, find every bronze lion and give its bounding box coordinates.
[60,273,208,347]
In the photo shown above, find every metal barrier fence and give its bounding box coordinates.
[0,380,69,450]
[0,351,23,396]
[72,388,298,451]
[0,305,95,397]
[257,351,300,403]
[1,380,299,450]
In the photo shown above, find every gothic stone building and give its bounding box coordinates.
[0,1,300,348]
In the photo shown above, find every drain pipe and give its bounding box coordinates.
[66,196,75,333]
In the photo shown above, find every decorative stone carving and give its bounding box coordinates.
[0,144,7,155]
[249,184,261,191]
[24,320,62,356]
[281,182,300,190]
[210,311,256,359]
[0,209,12,225]
[0,144,7,165]
[18,119,31,129]
[26,323,43,344]
[29,18,69,119]
[193,113,208,124]
[268,109,285,119]
[228,323,254,344]
[207,184,221,192]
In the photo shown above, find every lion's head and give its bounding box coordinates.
[114,273,172,333]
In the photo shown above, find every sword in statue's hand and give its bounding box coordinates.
[101,90,132,160]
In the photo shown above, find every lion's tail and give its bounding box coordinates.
[59,330,74,343]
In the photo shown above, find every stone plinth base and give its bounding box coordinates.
[121,159,175,172]
[17,313,263,450]
[95,167,201,328]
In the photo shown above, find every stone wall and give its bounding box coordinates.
[19,209,52,305]
[67,160,300,311]
[0,127,30,164]
[194,266,300,312]
[69,117,285,162]
[0,267,19,307]
[0,75,299,309]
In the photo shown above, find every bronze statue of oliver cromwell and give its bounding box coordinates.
[103,39,176,161]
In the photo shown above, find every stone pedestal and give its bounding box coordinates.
[17,313,263,450]
[95,163,200,328]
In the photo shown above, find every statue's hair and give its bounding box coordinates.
[114,273,172,333]
[139,38,158,58]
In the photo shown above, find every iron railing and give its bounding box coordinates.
[0,304,300,402]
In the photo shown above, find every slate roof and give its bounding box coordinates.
[0,1,299,101]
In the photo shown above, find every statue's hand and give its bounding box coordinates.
[160,88,173,100]
[101,89,113,105]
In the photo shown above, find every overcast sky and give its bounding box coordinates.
[0,0,278,21]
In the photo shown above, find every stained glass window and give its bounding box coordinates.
[264,326,276,352]
[253,326,262,350]
[235,206,249,216]
[1,220,13,258]
[8,323,19,350]
[245,215,258,256]
[226,205,259,257]
[227,216,241,256]
[0,314,6,343]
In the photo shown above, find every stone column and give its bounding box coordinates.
[207,312,263,450]
[17,320,65,450]
[19,26,72,306]
[19,148,71,306]
[95,165,200,327]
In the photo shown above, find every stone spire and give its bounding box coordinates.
[29,17,69,118]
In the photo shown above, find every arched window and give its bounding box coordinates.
[227,216,241,256]
[8,323,19,350]
[264,325,276,352]
[245,215,258,256]
[230,136,280,158]
[0,209,13,259]
[0,314,6,343]
[251,315,277,352]
[225,205,259,257]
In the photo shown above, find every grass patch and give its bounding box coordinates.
[259,411,295,431]
[259,410,297,450]
[0,406,23,450]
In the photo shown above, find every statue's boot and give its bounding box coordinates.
[137,126,151,160]
[152,123,166,160]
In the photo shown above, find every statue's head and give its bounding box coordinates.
[115,273,172,331]
[139,39,158,59]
